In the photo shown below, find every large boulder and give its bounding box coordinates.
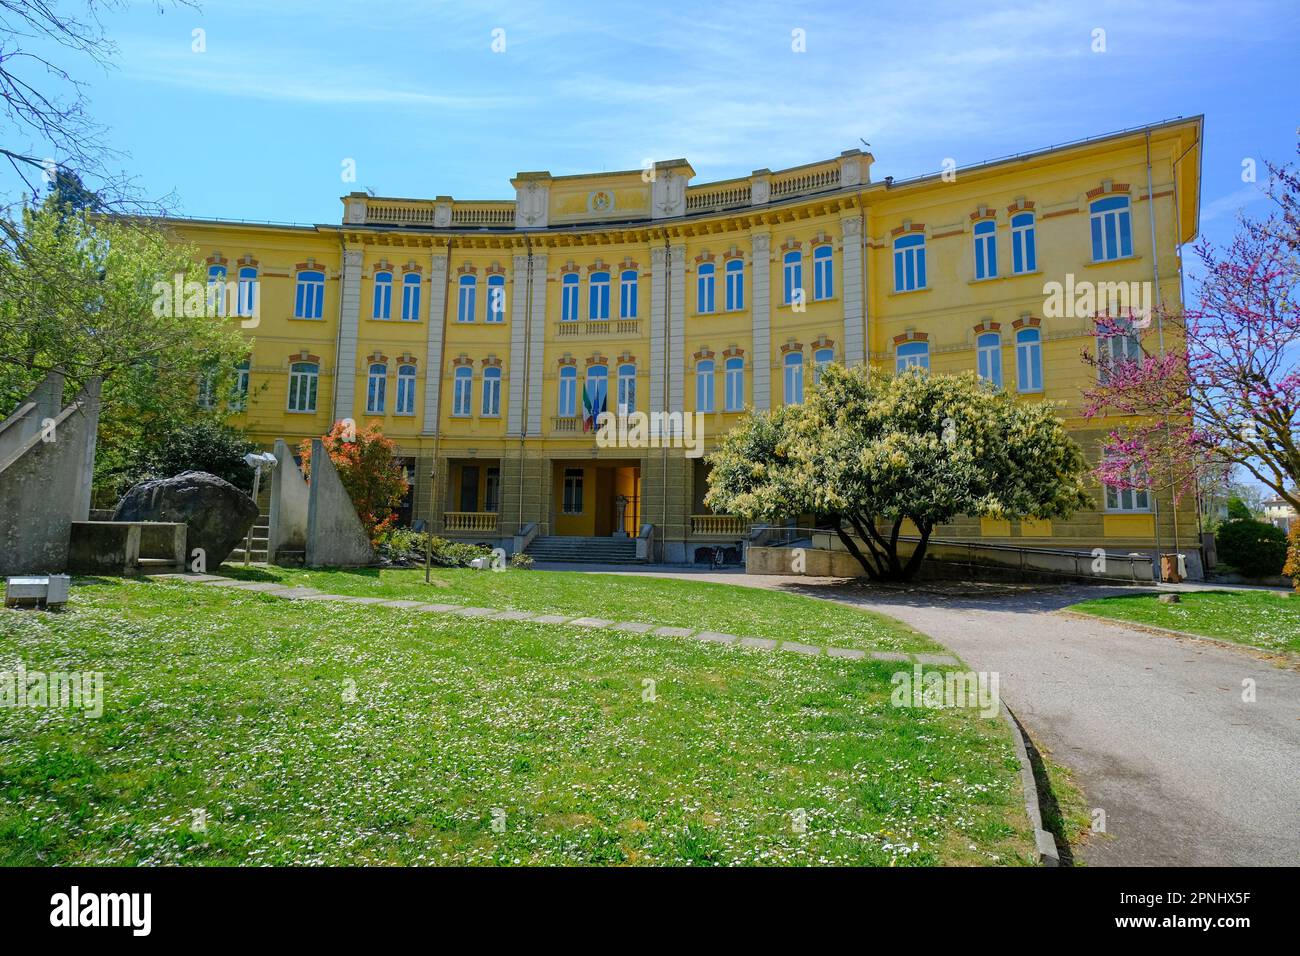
[114,471,258,568]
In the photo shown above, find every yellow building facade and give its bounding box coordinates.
[167,116,1204,566]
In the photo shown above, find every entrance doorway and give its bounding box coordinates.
[552,461,640,536]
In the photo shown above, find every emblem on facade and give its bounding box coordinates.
[588,190,613,213]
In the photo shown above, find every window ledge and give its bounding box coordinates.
[1085,255,1142,268]
[289,316,325,322]
[888,286,931,297]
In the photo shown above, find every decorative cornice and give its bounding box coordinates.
[290,349,320,364]
[973,320,1002,334]
[1086,180,1131,200]
[892,331,929,345]
[1012,314,1041,329]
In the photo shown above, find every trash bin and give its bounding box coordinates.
[1160,553,1183,584]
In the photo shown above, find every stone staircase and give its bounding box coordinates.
[525,535,641,564]
[227,512,269,564]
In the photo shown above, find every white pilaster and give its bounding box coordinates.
[668,244,686,411]
[333,248,363,422]
[420,251,450,435]
[840,214,866,366]
[507,253,530,436]
[750,232,772,410]
[525,252,547,436]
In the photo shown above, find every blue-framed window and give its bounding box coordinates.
[487,274,506,323]
[974,220,997,280]
[294,270,325,319]
[893,234,926,292]
[206,264,227,316]
[697,262,716,313]
[287,362,318,412]
[724,357,745,411]
[366,363,386,414]
[1097,330,1142,384]
[585,365,608,416]
[481,366,501,417]
[617,363,636,414]
[395,365,416,416]
[1090,195,1133,262]
[976,332,1002,387]
[620,270,638,319]
[236,266,257,318]
[696,359,715,413]
[561,273,579,322]
[589,271,610,320]
[1016,328,1043,392]
[372,271,392,319]
[1105,470,1151,512]
[457,275,476,323]
[783,351,804,404]
[895,340,930,372]
[725,259,744,311]
[813,245,833,300]
[813,347,834,384]
[558,365,577,417]
[1011,213,1036,274]
[401,273,421,321]
[782,250,803,306]
[231,359,250,411]
[452,366,473,417]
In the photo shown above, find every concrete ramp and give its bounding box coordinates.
[304,438,374,567]
[0,375,102,575]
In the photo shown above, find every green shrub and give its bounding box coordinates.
[376,529,492,568]
[1224,496,1254,521]
[509,552,535,570]
[1216,519,1288,578]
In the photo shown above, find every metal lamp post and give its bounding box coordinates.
[242,452,278,566]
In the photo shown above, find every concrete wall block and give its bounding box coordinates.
[305,438,375,567]
[268,438,310,564]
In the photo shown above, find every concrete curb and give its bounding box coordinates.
[1001,703,1060,867]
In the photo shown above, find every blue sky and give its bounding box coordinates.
[16,0,1298,249]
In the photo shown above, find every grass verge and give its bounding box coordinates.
[1067,589,1299,655]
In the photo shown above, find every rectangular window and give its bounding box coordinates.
[457,279,476,323]
[893,237,926,292]
[812,248,833,300]
[620,272,638,319]
[294,272,325,319]
[1105,471,1151,512]
[562,468,584,514]
[1090,197,1134,262]
[561,278,579,322]
[1016,331,1043,392]
[395,370,416,416]
[974,221,997,280]
[589,275,610,320]
[1097,333,1141,384]
[459,465,479,512]
[725,262,744,311]
[725,360,744,412]
[1011,214,1036,274]
[696,363,715,413]
[487,277,506,323]
[485,468,500,513]
[287,364,318,413]
[402,275,421,321]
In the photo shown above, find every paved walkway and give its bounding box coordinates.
[154,573,959,667]
[571,565,1300,867]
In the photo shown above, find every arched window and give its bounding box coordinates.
[973,220,997,280]
[782,250,803,306]
[287,361,318,412]
[813,245,833,300]
[725,259,744,311]
[486,274,506,323]
[617,364,636,414]
[372,271,392,319]
[1016,328,1043,392]
[207,264,227,317]
[783,351,804,404]
[696,359,715,413]
[724,357,745,412]
[976,332,1002,387]
[452,366,473,417]
[294,270,325,319]
[893,234,926,292]
[197,368,215,409]
[481,366,502,417]
[396,365,416,416]
[236,266,257,319]
[584,365,608,419]
[401,272,421,321]
[589,271,610,320]
[697,262,716,313]
[1090,195,1133,262]
[366,362,387,414]
[231,359,250,411]
[558,365,577,417]
[456,274,476,323]
[896,340,930,372]
[561,273,579,322]
[1096,328,1141,384]
[813,347,834,384]
[1011,213,1036,274]
[620,270,638,319]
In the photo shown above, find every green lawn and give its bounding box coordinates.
[0,575,1035,866]
[217,564,931,654]
[1068,589,1300,654]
